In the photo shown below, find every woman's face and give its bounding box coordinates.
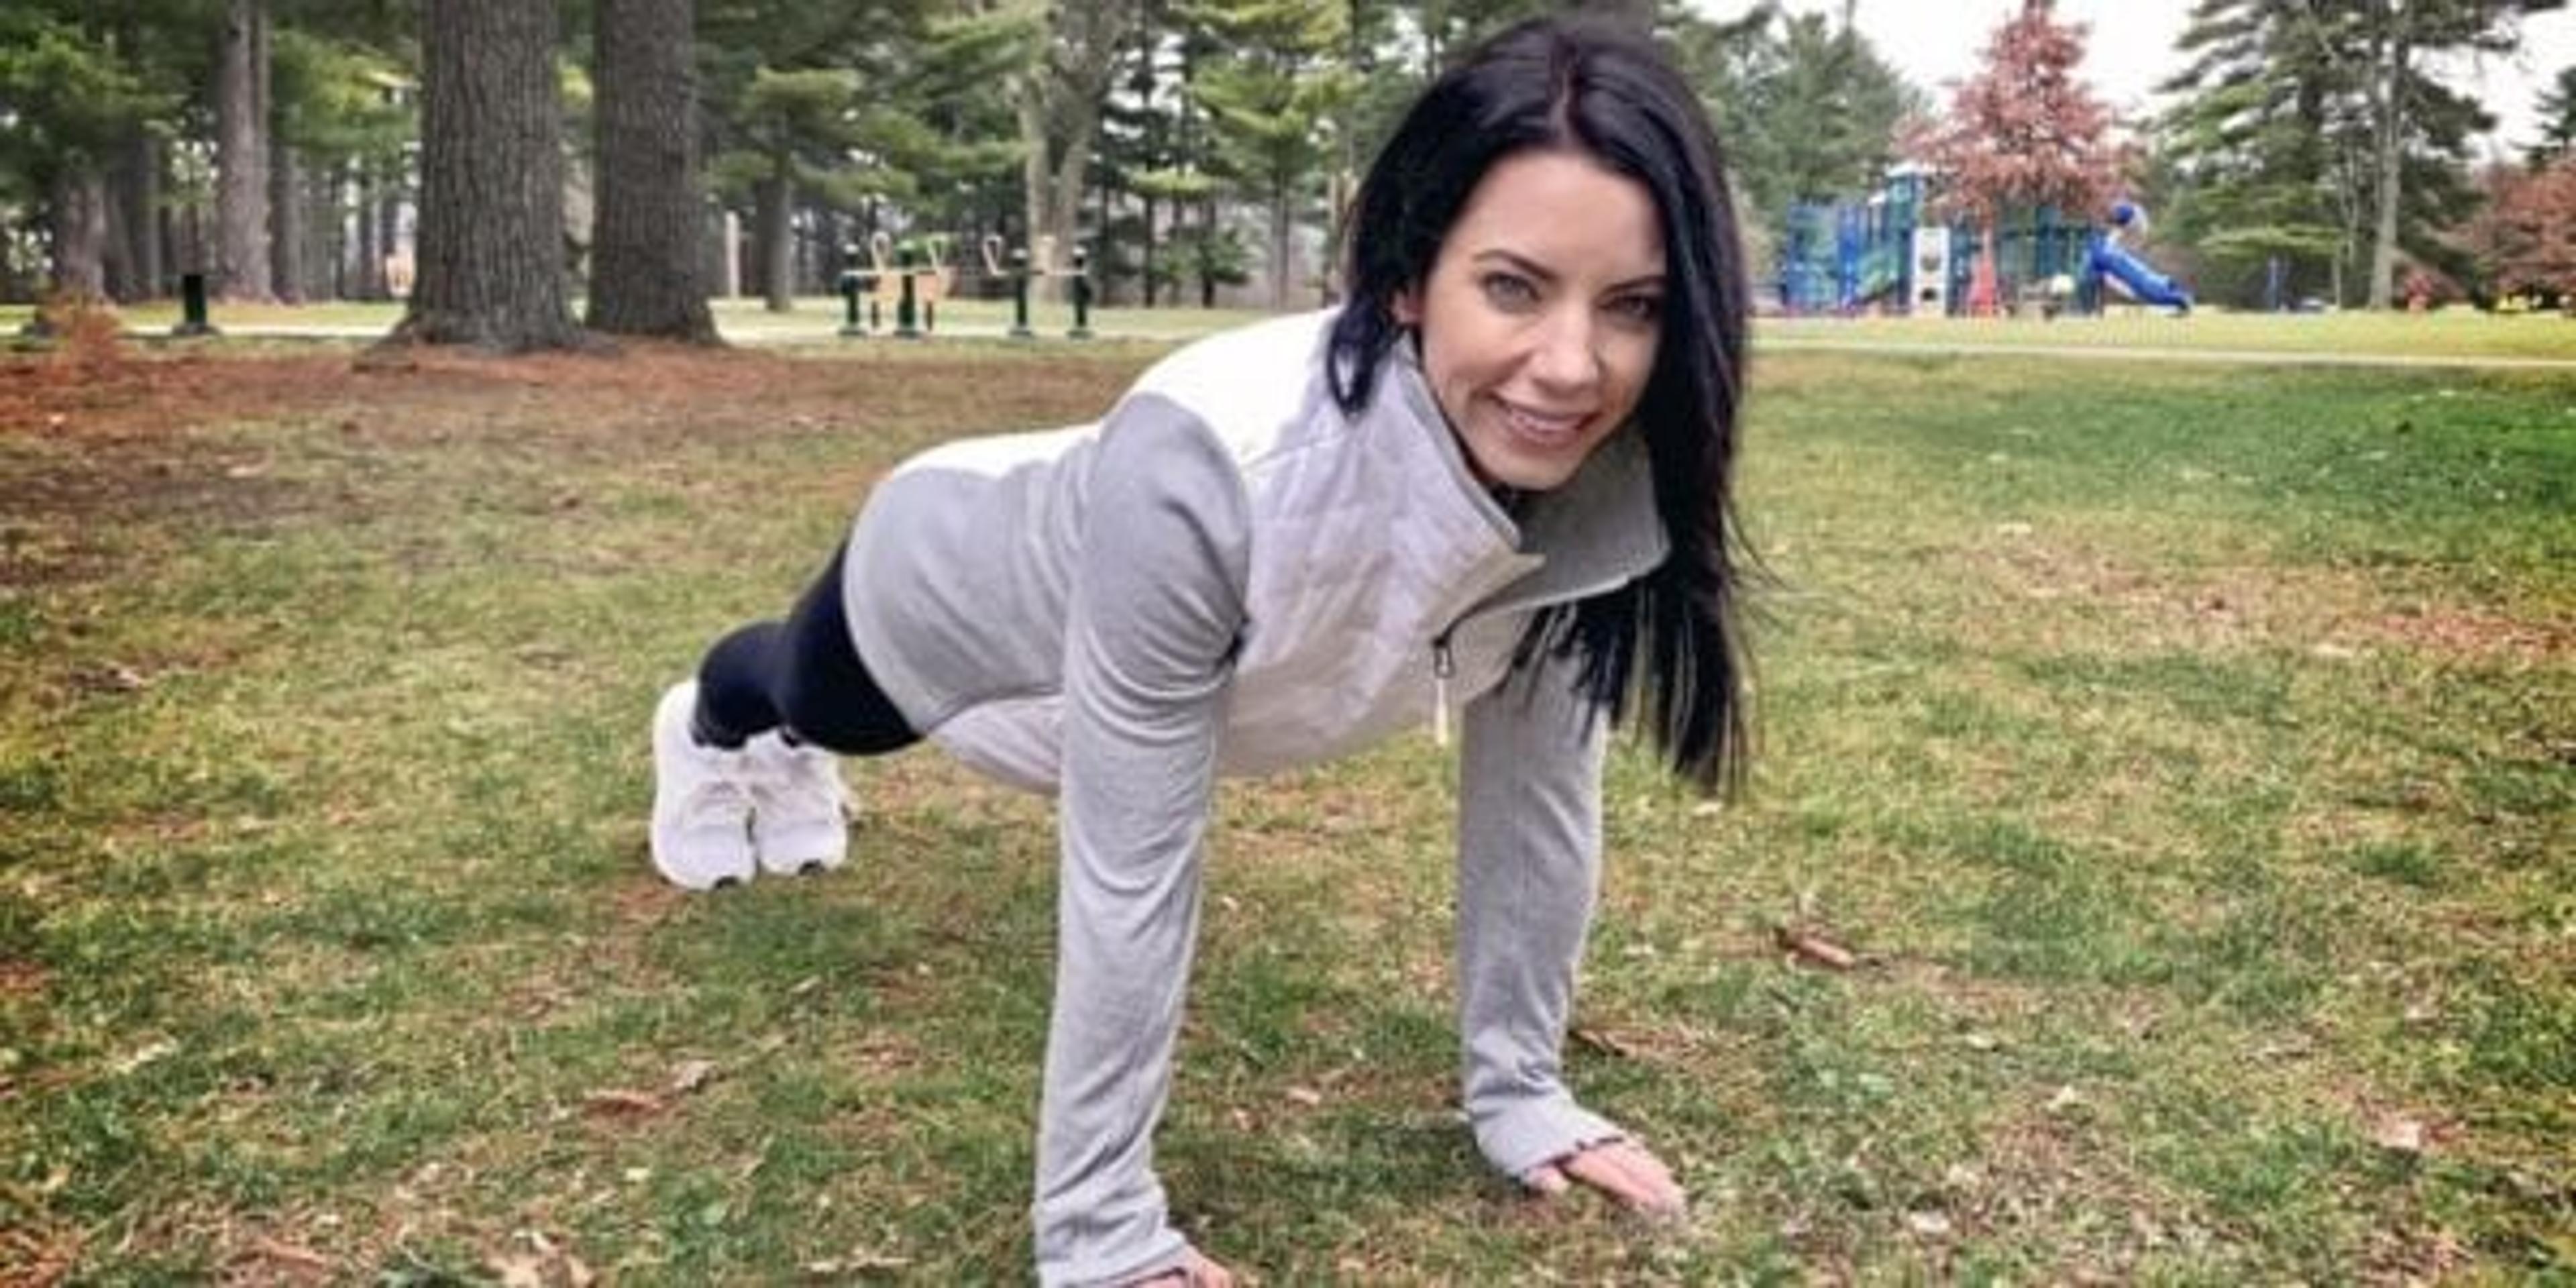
[1395,148,1666,492]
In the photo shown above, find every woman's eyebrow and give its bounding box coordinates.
[1468,248,1665,293]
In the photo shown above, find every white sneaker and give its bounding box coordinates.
[650,680,756,890]
[747,731,851,876]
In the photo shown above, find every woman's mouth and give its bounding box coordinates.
[1497,399,1590,447]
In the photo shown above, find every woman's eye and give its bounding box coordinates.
[1607,294,1663,326]
[1479,274,1538,309]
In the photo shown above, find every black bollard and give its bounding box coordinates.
[1069,246,1093,341]
[173,272,219,337]
[895,241,922,339]
[837,244,867,337]
[1010,248,1034,340]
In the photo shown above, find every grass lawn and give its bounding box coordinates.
[1,335,2569,1283]
[1761,308,2576,362]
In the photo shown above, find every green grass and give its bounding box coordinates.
[2,339,2570,1282]
[1766,307,2576,362]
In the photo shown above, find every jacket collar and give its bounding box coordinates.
[1385,338,1670,615]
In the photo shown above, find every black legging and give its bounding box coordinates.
[694,541,921,756]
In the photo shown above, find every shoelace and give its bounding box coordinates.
[680,776,754,830]
[754,748,847,824]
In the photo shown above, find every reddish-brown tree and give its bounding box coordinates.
[1910,0,2125,229]
[2465,159,2576,307]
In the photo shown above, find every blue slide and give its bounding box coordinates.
[2088,234,2192,312]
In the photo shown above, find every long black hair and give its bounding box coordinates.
[1327,14,1754,792]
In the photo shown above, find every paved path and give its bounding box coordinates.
[103,324,2576,371]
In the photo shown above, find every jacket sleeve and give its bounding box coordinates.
[1454,642,1628,1179]
[1032,394,1251,1287]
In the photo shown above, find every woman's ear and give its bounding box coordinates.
[1391,288,1422,327]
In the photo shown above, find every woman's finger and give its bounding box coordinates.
[1560,1140,1688,1216]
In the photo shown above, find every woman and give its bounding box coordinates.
[649,15,1752,1285]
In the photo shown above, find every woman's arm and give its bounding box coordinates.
[1454,644,1689,1214]
[1454,644,1626,1178]
[1034,396,1251,1287]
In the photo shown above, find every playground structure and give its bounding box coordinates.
[1776,166,2192,317]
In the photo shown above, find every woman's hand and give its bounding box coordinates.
[1124,1248,1236,1287]
[1523,1138,1688,1218]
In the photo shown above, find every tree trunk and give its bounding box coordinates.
[755,172,792,312]
[215,0,275,303]
[2367,14,2407,310]
[1141,193,1158,308]
[390,0,588,350]
[356,163,382,299]
[1269,178,1292,309]
[272,138,306,303]
[329,159,352,299]
[48,169,112,303]
[103,146,141,303]
[379,180,403,293]
[588,0,716,341]
[121,133,164,300]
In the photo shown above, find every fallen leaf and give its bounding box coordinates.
[2045,1085,2085,1115]
[1774,926,1856,971]
[1906,1210,1953,1238]
[246,1238,332,1272]
[488,1252,547,1288]
[112,1038,178,1077]
[1573,1026,1644,1060]
[582,1088,666,1118]
[668,1059,718,1095]
[2372,1114,2428,1155]
[1285,1085,1324,1108]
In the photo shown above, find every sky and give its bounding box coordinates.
[1692,0,2576,160]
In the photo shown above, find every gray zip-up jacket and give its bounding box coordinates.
[840,310,1669,1285]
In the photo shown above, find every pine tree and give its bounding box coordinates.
[214,0,276,303]
[0,3,166,305]
[2531,65,2576,167]
[2158,0,2538,309]
[1183,0,1354,307]
[589,0,718,341]
[388,0,588,351]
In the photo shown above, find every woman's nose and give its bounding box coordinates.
[1525,307,1599,392]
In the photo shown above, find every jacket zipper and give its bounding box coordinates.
[1427,564,1640,750]
[1431,634,1456,748]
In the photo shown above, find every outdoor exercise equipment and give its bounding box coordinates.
[1014,235,1093,340]
[836,233,957,339]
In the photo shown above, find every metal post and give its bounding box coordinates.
[1010,248,1034,339]
[837,243,867,337]
[174,272,219,337]
[1069,246,1093,341]
[896,241,921,339]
